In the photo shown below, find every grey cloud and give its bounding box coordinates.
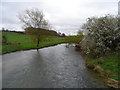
[0,0,118,35]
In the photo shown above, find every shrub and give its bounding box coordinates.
[80,15,120,57]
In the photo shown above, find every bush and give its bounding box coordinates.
[80,15,120,57]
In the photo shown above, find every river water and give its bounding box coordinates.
[2,44,107,88]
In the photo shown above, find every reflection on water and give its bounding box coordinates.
[2,44,107,88]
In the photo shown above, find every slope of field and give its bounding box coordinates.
[1,31,82,54]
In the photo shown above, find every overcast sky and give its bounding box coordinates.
[0,0,119,35]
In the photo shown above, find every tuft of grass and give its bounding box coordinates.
[86,55,119,81]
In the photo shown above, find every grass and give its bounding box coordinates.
[86,54,119,81]
[1,31,82,54]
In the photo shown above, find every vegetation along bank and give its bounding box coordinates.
[77,15,120,88]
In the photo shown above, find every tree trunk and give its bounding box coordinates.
[37,39,40,49]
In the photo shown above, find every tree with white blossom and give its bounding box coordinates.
[80,15,120,57]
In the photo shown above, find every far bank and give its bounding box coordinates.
[1,31,82,54]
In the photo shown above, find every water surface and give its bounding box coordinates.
[2,44,107,88]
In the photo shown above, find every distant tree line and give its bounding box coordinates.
[57,32,66,37]
[2,30,25,34]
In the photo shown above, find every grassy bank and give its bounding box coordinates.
[86,54,119,88]
[1,31,82,54]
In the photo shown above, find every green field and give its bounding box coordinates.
[1,31,82,54]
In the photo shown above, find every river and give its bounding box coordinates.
[2,44,107,88]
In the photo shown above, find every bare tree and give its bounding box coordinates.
[19,8,50,29]
[19,8,51,48]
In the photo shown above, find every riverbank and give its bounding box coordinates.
[86,54,119,88]
[1,31,82,54]
[77,45,119,88]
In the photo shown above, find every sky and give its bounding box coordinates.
[0,0,119,35]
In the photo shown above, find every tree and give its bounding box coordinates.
[57,32,61,36]
[19,8,52,48]
[80,15,120,57]
[2,27,5,31]
[25,27,57,48]
[61,33,66,37]
[2,35,7,44]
